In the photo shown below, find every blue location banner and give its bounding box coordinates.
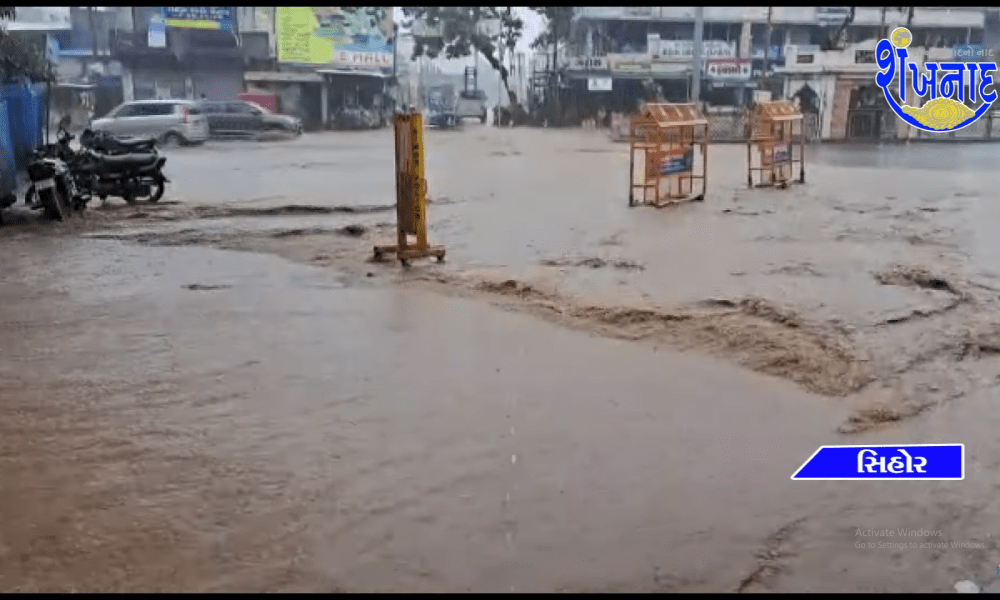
[791,444,964,480]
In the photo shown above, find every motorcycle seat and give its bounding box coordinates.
[116,136,157,148]
[99,153,160,169]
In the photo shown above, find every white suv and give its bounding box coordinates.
[91,100,210,146]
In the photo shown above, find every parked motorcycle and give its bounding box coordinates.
[25,146,81,221]
[28,118,169,205]
[80,128,159,156]
[78,130,168,204]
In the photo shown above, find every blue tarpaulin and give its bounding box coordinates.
[0,83,46,196]
[0,100,16,195]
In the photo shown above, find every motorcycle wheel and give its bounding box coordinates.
[123,176,164,203]
[148,176,165,203]
[40,184,72,221]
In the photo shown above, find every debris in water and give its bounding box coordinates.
[873,265,964,296]
[955,580,980,593]
[540,256,645,271]
[766,262,825,278]
[271,227,330,238]
[183,284,232,291]
[337,224,367,237]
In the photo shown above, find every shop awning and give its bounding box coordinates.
[244,71,323,83]
[316,69,391,79]
[53,82,98,90]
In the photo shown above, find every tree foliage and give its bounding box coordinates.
[820,7,915,50]
[820,7,856,51]
[0,7,56,83]
[400,7,523,101]
[527,6,572,51]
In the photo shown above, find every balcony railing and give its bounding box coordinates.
[574,6,986,27]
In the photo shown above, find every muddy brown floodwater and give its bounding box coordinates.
[3,125,1000,592]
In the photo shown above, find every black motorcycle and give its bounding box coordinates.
[80,128,159,156]
[25,148,82,221]
[32,120,169,205]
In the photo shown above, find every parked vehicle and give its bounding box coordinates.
[24,123,86,221]
[457,89,488,124]
[89,100,209,147]
[26,153,77,221]
[425,84,461,129]
[199,100,303,138]
[27,117,169,205]
[332,106,382,130]
[80,128,158,155]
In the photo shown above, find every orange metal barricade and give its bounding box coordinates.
[628,103,708,208]
[747,101,806,189]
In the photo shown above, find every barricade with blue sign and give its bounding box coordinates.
[747,100,806,189]
[628,102,708,208]
[791,444,964,480]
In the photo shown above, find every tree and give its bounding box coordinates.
[527,7,573,51]
[821,7,856,51]
[0,7,56,83]
[527,7,573,120]
[400,7,524,103]
[820,7,913,51]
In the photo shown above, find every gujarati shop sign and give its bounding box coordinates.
[159,7,234,31]
[706,58,752,81]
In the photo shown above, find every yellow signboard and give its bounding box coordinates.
[276,7,394,69]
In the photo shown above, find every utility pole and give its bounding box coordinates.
[392,23,398,111]
[88,7,98,66]
[551,18,559,123]
[691,6,704,105]
[762,7,773,93]
[880,7,887,40]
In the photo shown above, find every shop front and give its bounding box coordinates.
[243,71,323,131]
[319,69,391,130]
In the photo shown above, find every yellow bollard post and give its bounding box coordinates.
[373,110,446,267]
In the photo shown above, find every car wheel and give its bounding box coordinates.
[161,132,183,148]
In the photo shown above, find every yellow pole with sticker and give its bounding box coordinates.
[374,110,446,266]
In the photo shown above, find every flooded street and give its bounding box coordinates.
[4,124,1000,592]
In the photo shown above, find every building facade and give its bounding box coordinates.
[112,7,244,104]
[241,7,395,131]
[566,7,994,140]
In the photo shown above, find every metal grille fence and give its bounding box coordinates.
[705,110,820,143]
[803,113,820,141]
[706,110,748,142]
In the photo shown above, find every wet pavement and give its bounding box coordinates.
[3,124,1000,592]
